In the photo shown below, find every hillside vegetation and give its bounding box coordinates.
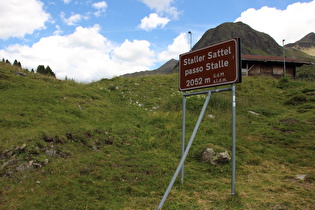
[0,62,314,209]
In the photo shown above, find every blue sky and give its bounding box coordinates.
[0,0,314,82]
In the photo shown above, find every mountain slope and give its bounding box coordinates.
[0,61,314,209]
[122,59,178,77]
[193,22,283,56]
[286,32,315,57]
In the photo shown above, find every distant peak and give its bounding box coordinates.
[192,21,282,56]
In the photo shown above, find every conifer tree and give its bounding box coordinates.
[36,65,46,74]
[13,60,22,68]
[36,65,56,78]
[45,66,56,78]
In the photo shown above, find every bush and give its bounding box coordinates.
[285,94,308,105]
[276,76,291,89]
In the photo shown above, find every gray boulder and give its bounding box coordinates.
[202,148,231,165]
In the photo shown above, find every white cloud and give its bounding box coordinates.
[0,25,156,82]
[139,13,170,31]
[92,1,108,17]
[113,39,155,66]
[235,0,315,45]
[63,13,82,25]
[53,25,63,36]
[140,0,179,19]
[92,1,108,10]
[63,0,71,4]
[0,0,50,39]
[60,12,88,26]
[158,32,189,61]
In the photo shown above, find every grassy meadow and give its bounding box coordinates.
[0,61,314,209]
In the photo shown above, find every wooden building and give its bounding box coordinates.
[241,55,309,79]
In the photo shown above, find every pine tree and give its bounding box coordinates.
[12,60,22,68]
[36,65,56,78]
[45,66,56,78]
[36,65,46,74]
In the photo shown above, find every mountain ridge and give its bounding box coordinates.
[192,22,283,56]
[286,32,315,56]
[122,59,178,77]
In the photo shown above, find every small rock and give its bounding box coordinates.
[2,149,14,158]
[32,162,42,168]
[202,148,216,163]
[14,72,26,76]
[15,143,27,153]
[207,114,215,119]
[92,142,98,151]
[4,159,19,166]
[248,111,259,116]
[46,149,57,157]
[216,151,231,164]
[202,148,231,165]
[36,181,41,184]
[295,174,307,181]
[16,161,33,172]
[44,159,50,165]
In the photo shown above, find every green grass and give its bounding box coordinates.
[0,61,314,209]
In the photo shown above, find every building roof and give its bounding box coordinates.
[241,55,310,65]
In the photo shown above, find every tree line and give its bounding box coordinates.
[1,58,56,78]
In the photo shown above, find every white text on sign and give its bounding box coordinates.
[183,46,232,78]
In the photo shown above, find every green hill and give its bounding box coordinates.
[0,61,314,209]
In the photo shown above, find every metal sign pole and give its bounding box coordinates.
[159,37,241,208]
[181,92,186,184]
[157,86,234,209]
[231,84,236,195]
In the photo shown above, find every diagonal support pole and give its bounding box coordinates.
[157,90,212,210]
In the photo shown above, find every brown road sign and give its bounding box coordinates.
[179,38,241,91]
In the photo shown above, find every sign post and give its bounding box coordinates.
[157,38,241,209]
[179,38,241,91]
